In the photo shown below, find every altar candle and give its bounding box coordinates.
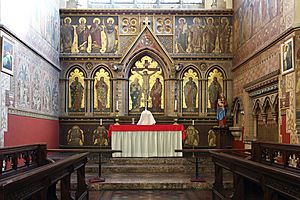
[174,99,178,111]
[132,118,135,124]
[100,119,102,125]
[116,101,119,111]
[192,120,195,126]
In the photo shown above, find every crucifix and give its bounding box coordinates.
[133,59,160,108]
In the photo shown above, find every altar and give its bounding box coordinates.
[108,124,185,157]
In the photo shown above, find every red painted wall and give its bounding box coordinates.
[280,115,290,144]
[4,114,59,148]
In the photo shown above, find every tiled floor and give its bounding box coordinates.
[89,190,212,200]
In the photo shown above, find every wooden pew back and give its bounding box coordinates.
[0,144,49,179]
[0,152,89,200]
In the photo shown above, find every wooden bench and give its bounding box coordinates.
[0,144,89,200]
[211,142,300,200]
[0,144,49,179]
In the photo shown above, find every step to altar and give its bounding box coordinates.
[86,173,213,190]
[83,157,215,190]
[87,157,214,176]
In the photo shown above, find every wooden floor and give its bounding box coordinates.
[89,190,212,200]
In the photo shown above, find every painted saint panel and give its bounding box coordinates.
[68,68,85,112]
[182,69,198,112]
[175,16,232,54]
[60,16,119,54]
[94,68,111,112]
[207,68,224,111]
[129,56,164,112]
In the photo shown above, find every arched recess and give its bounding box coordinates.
[127,55,165,113]
[123,49,170,79]
[66,65,87,113]
[253,99,262,140]
[206,65,227,112]
[91,65,113,113]
[232,97,244,127]
[257,98,278,142]
[180,65,201,113]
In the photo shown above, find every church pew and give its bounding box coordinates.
[0,144,50,179]
[0,152,89,200]
[251,141,300,171]
[211,146,300,200]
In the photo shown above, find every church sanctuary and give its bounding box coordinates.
[1,0,300,199]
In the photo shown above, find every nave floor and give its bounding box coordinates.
[89,190,212,200]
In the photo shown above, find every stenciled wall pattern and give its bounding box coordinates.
[60,15,232,55]
[12,42,60,117]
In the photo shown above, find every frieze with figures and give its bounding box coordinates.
[60,15,232,55]
[13,42,59,117]
[61,16,119,54]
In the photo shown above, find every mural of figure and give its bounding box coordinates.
[216,93,228,127]
[32,71,41,111]
[189,17,204,53]
[61,17,74,53]
[130,78,142,110]
[209,77,222,111]
[104,17,117,53]
[90,18,103,53]
[204,17,217,53]
[3,47,12,70]
[208,129,216,146]
[76,17,89,53]
[150,78,162,111]
[67,125,84,146]
[219,17,231,53]
[184,126,199,146]
[52,83,59,113]
[283,43,292,71]
[184,77,198,112]
[93,125,108,146]
[95,77,108,111]
[70,77,84,111]
[176,18,188,53]
[18,64,29,107]
[268,0,278,18]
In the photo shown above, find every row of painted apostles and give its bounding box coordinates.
[61,17,117,53]
[70,75,223,112]
[61,16,231,54]
[176,17,231,53]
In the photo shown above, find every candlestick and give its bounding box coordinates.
[100,119,102,126]
[132,118,135,124]
[174,99,178,111]
[116,100,119,111]
[192,120,195,126]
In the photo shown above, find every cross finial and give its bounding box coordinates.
[143,17,151,26]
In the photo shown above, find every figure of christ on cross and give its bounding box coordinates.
[133,60,160,108]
